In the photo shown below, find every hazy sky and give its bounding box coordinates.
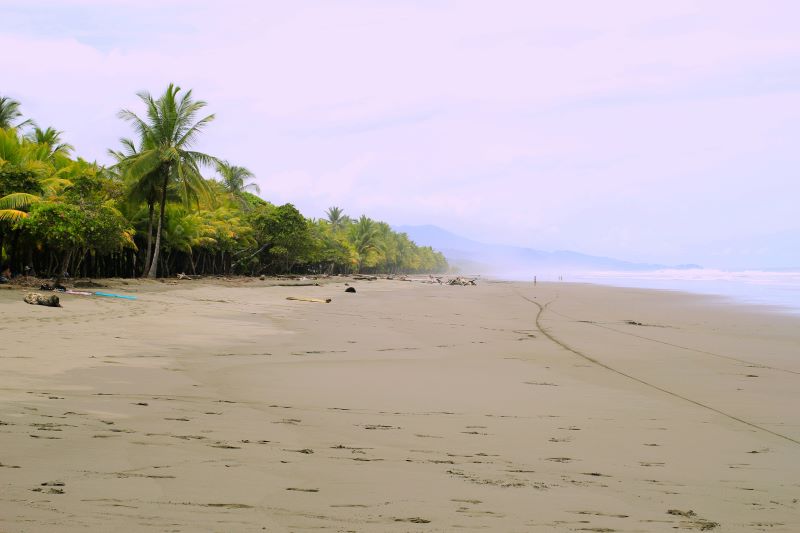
[2,0,798,268]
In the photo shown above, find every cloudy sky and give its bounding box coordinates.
[2,0,798,268]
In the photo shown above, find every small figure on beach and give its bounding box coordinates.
[0,265,11,283]
[534,276,537,286]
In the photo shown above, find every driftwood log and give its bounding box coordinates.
[24,292,61,307]
[286,296,332,303]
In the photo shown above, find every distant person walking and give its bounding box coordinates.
[534,276,537,286]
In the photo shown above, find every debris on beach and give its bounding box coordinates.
[447,277,477,286]
[286,296,332,303]
[23,292,61,307]
[177,273,194,280]
[352,275,377,281]
[345,287,356,293]
[65,290,93,296]
[94,291,137,300]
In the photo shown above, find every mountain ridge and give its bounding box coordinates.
[394,224,701,276]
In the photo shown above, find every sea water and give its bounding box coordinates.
[569,269,800,314]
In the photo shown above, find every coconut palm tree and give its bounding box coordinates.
[26,126,74,158]
[349,215,381,271]
[325,206,349,232]
[109,137,160,275]
[0,128,68,222]
[0,96,32,130]
[117,83,216,278]
[216,160,259,208]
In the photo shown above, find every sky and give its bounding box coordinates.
[2,0,799,269]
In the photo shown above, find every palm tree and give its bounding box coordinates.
[0,127,68,222]
[349,215,381,271]
[325,206,348,232]
[117,83,216,278]
[0,96,32,129]
[216,160,259,208]
[26,126,74,158]
[109,137,160,275]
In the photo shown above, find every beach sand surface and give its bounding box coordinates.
[1,278,798,532]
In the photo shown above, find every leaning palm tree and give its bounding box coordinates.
[117,84,216,278]
[0,96,32,130]
[216,160,259,208]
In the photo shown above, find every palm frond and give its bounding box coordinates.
[0,209,28,222]
[0,192,40,210]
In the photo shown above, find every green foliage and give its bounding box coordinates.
[0,91,448,278]
[23,202,86,252]
[0,165,42,197]
[23,201,133,255]
[250,203,314,273]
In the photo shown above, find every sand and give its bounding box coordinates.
[1,278,798,532]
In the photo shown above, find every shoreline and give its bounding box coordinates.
[5,270,799,316]
[2,278,798,531]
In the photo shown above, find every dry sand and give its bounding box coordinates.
[1,278,798,532]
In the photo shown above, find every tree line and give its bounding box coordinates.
[0,87,448,280]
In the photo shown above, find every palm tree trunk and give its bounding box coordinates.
[147,172,169,278]
[143,200,154,277]
[55,249,73,285]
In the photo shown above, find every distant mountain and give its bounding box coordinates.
[395,224,700,277]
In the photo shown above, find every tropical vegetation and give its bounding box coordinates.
[0,88,448,279]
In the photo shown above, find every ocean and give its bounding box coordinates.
[567,269,800,315]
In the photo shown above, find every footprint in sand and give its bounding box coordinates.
[571,510,629,518]
[274,418,301,425]
[666,509,720,530]
[205,503,253,509]
[360,424,401,430]
[209,442,241,449]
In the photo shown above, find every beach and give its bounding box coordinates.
[1,278,798,532]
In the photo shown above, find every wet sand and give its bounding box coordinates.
[1,278,798,532]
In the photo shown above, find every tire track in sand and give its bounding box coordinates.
[544,305,800,376]
[516,291,800,447]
